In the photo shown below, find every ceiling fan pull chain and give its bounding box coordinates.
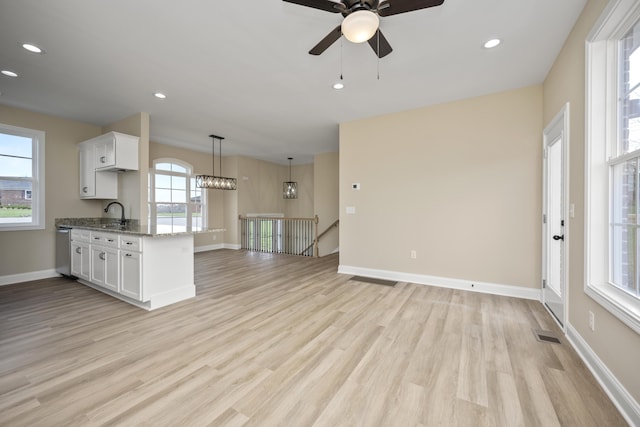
[340,35,344,81]
[377,30,380,80]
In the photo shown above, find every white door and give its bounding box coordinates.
[543,104,569,329]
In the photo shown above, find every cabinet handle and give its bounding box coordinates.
[126,242,133,245]
[100,156,106,163]
[99,252,106,260]
[94,237,100,240]
[75,247,82,254]
[83,186,88,193]
[107,239,114,242]
[125,253,133,257]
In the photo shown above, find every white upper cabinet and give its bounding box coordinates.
[78,140,117,199]
[91,132,139,171]
[77,131,139,199]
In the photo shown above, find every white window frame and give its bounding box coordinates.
[0,123,45,231]
[148,158,206,231]
[586,0,640,334]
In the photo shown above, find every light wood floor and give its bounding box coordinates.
[0,250,627,426]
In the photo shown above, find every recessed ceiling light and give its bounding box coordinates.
[154,92,167,99]
[1,70,18,78]
[22,43,44,54]
[484,39,501,49]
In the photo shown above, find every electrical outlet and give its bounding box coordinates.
[212,235,217,241]
[410,250,417,259]
[588,311,595,331]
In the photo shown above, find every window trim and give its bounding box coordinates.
[0,123,45,231]
[585,0,640,335]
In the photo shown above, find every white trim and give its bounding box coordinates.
[542,102,570,331]
[0,123,45,231]
[338,265,540,300]
[585,0,640,334]
[0,269,58,286]
[195,243,225,253]
[195,243,240,253]
[566,323,640,426]
[78,279,195,311]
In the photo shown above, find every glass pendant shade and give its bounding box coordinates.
[196,134,237,190]
[283,181,298,199]
[195,175,237,190]
[342,10,379,43]
[283,157,298,199]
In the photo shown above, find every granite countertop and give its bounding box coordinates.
[55,218,225,237]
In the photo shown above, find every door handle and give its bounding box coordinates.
[553,235,564,241]
[99,252,106,260]
[75,247,82,254]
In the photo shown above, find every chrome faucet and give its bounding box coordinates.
[104,201,126,226]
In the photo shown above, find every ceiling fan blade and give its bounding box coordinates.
[367,29,393,58]
[283,0,343,13]
[309,25,343,55]
[378,0,444,17]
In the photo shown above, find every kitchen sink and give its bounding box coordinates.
[100,223,128,230]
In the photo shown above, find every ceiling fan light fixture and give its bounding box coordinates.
[342,10,379,43]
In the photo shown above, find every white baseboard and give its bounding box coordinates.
[566,324,640,427]
[0,269,59,286]
[195,243,241,253]
[337,265,540,300]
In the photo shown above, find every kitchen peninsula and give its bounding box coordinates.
[56,218,223,311]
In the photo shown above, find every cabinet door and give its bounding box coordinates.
[95,139,115,168]
[79,146,95,197]
[120,251,142,301]
[91,246,119,292]
[71,242,90,280]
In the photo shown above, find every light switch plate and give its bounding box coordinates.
[346,206,356,214]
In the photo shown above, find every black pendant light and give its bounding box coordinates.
[196,134,237,190]
[283,157,297,199]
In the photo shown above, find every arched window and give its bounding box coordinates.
[149,158,206,232]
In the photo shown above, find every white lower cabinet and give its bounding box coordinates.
[91,245,119,292]
[73,229,194,310]
[120,250,142,300]
[70,229,91,281]
[70,241,90,281]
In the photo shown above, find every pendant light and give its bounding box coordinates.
[283,157,297,199]
[195,134,237,190]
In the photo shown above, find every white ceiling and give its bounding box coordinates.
[0,0,586,165]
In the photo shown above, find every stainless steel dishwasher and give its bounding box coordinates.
[55,227,73,277]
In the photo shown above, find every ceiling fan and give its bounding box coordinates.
[283,0,445,58]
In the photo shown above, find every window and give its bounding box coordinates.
[0,124,45,231]
[148,159,206,233]
[586,0,640,334]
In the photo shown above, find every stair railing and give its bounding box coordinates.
[239,215,318,257]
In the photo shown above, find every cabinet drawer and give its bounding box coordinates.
[90,231,119,248]
[71,229,91,242]
[120,235,141,251]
